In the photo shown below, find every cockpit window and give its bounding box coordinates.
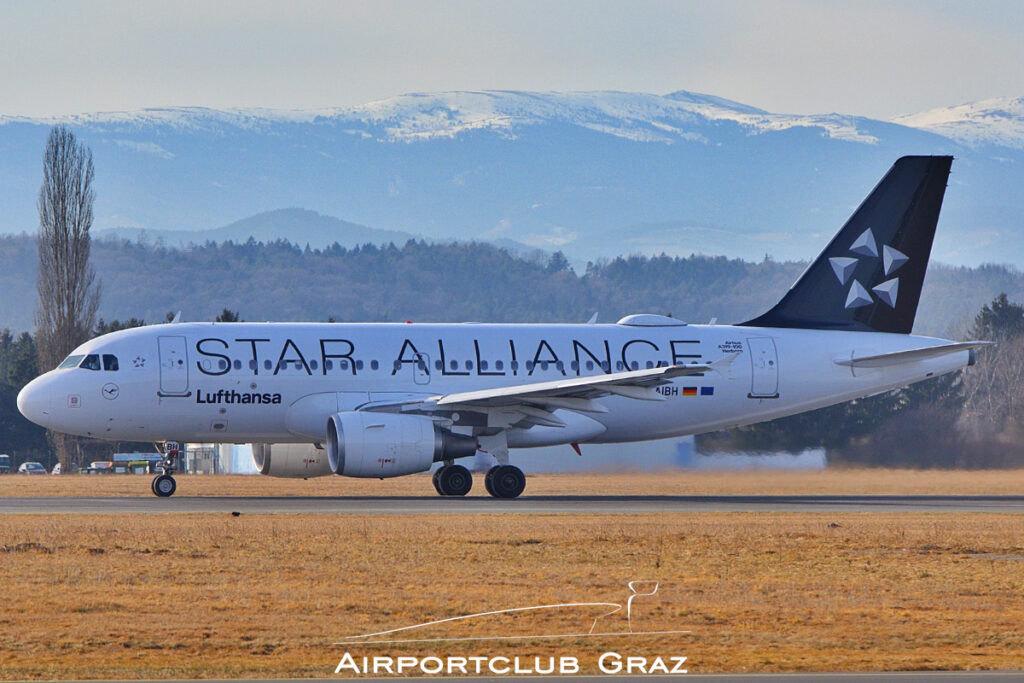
[80,354,101,371]
[58,355,85,369]
[102,354,119,371]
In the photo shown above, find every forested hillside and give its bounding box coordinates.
[1,234,1021,337]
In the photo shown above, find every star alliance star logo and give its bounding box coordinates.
[828,228,908,310]
[132,356,146,368]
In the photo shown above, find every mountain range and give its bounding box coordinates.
[2,90,1024,264]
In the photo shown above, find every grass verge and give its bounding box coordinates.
[0,513,1022,678]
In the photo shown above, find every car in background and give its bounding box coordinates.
[51,463,61,475]
[17,461,47,474]
[0,454,11,474]
[85,460,114,474]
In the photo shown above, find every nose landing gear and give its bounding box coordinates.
[151,444,180,498]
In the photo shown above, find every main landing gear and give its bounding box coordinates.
[433,464,473,496]
[484,465,526,499]
[431,463,527,498]
[151,444,180,498]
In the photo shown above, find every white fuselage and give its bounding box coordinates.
[17,320,969,449]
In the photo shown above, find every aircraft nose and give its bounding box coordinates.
[17,376,52,428]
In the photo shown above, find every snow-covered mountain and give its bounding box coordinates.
[2,90,1023,265]
[893,96,1024,149]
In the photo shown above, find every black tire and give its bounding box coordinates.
[153,474,176,498]
[488,465,525,499]
[150,475,158,496]
[438,464,472,496]
[432,467,444,495]
[484,467,497,496]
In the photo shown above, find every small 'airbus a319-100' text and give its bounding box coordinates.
[18,156,987,498]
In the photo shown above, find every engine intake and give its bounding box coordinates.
[252,443,333,478]
[326,412,477,478]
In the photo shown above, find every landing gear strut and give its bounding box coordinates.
[485,465,526,499]
[151,444,180,498]
[433,464,473,496]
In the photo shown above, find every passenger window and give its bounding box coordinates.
[340,360,349,370]
[326,360,333,370]
[571,361,579,371]
[480,360,488,370]
[356,360,364,370]
[511,361,519,371]
[646,361,654,369]
[540,361,548,371]
[434,360,443,371]
[526,361,535,371]
[80,354,101,371]
[586,361,594,371]
[264,360,272,370]
[466,360,473,370]
[631,361,639,370]
[450,360,458,370]
[218,359,228,371]
[495,360,504,370]
[59,355,84,369]
[556,361,564,371]
[102,354,119,371]
[371,360,379,371]
[233,360,242,370]
[249,360,257,370]
[310,360,318,371]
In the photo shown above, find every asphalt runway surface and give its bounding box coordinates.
[2,494,1023,514]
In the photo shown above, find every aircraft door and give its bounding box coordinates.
[158,335,190,396]
[746,337,779,398]
[414,353,430,385]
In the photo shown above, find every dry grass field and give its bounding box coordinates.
[3,468,1024,497]
[1,512,1023,678]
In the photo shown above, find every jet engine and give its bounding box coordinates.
[326,411,477,478]
[252,443,333,478]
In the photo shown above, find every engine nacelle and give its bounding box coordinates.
[326,412,477,478]
[252,443,333,478]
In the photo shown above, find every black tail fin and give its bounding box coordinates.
[741,155,952,334]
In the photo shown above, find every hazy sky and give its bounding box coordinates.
[1,0,1022,119]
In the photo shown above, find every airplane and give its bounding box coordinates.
[17,155,987,498]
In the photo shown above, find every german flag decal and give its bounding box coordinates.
[682,387,698,397]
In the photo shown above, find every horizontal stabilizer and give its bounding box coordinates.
[834,341,992,369]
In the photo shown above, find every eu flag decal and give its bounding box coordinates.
[701,386,714,396]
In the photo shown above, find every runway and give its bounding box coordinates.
[2,494,1023,514]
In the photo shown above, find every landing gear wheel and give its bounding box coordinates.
[152,474,176,498]
[486,465,525,499]
[436,464,472,496]
[432,468,444,495]
[484,467,496,497]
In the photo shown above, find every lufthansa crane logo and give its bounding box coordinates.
[828,227,908,310]
[101,383,120,400]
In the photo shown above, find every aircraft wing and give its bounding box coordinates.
[364,354,738,428]
[433,362,715,408]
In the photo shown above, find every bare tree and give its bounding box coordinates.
[35,125,101,470]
